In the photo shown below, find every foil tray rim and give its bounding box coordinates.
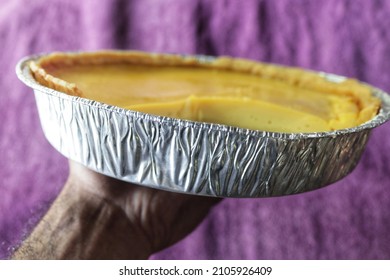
[16,52,390,140]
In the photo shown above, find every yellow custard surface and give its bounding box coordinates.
[30,53,380,133]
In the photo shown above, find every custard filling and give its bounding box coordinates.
[30,53,380,133]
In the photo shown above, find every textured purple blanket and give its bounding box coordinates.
[1,0,390,259]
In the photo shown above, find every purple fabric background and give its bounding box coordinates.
[1,0,390,259]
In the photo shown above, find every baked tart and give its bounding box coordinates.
[28,51,380,133]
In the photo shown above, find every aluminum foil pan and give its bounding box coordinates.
[16,54,390,198]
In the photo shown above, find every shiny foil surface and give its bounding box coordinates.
[16,54,390,197]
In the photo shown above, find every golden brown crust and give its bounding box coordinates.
[29,50,381,124]
[30,60,83,96]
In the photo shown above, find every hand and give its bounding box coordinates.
[12,160,221,259]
